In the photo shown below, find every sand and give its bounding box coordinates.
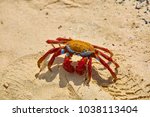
[0,0,150,100]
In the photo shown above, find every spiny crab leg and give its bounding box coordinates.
[95,50,119,69]
[37,47,60,68]
[95,55,117,82]
[93,45,113,57]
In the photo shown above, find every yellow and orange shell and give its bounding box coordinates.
[66,40,95,53]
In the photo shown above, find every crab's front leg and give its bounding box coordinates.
[76,57,88,75]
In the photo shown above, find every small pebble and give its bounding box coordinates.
[58,25,62,29]
[3,83,9,89]
[1,21,3,24]
[45,12,48,15]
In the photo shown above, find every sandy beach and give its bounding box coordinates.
[0,0,150,100]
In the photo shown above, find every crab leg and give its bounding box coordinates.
[93,45,113,57]
[46,39,67,48]
[48,47,65,71]
[95,55,117,81]
[95,50,119,69]
[46,37,71,45]
[46,40,66,44]
[56,37,72,42]
[37,47,60,68]
[87,57,92,84]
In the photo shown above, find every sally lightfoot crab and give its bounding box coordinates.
[37,37,119,84]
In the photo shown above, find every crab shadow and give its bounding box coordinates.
[36,57,117,88]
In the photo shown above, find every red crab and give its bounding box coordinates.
[37,37,119,84]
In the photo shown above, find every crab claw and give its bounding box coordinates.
[76,58,88,75]
[63,56,75,73]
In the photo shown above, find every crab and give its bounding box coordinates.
[37,37,119,84]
